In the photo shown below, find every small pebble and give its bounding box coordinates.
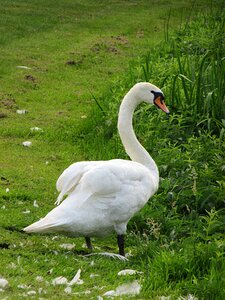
[60,243,75,250]
[16,66,31,70]
[16,109,28,114]
[0,278,9,288]
[64,286,72,294]
[18,284,28,289]
[30,127,43,132]
[118,269,143,276]
[27,290,36,296]
[36,276,43,282]
[52,276,68,286]
[33,200,39,208]
[90,273,100,278]
[22,141,32,147]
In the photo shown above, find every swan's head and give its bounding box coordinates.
[133,82,169,114]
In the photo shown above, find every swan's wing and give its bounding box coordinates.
[55,161,99,205]
[72,160,156,210]
[56,159,157,213]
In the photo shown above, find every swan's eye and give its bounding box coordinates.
[151,90,164,103]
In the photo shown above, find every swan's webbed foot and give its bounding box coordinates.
[117,234,125,256]
[85,237,93,252]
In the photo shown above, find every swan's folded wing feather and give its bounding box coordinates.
[55,161,98,205]
[78,161,152,203]
[56,160,155,210]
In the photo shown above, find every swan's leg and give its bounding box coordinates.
[117,234,125,256]
[85,237,93,251]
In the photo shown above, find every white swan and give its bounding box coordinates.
[24,82,169,256]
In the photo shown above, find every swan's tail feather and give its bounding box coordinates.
[24,218,61,234]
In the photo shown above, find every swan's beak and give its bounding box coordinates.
[154,96,170,114]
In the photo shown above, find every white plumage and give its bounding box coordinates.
[24,82,169,255]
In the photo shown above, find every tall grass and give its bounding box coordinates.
[142,8,225,134]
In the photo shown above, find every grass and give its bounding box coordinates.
[0,0,225,299]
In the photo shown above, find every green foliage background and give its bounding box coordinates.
[0,1,225,299]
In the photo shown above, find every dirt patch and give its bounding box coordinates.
[24,74,36,82]
[111,35,129,45]
[66,59,83,66]
[136,30,145,38]
[0,98,17,117]
[91,41,119,54]
[0,112,7,118]
[0,243,10,249]
[0,98,17,109]
[90,35,129,55]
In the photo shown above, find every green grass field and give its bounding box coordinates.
[0,1,225,299]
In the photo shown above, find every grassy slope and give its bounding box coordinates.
[0,1,222,299]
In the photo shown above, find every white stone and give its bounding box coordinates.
[27,290,36,296]
[33,200,39,207]
[68,269,83,286]
[118,269,143,276]
[90,273,100,278]
[18,284,28,289]
[59,243,75,250]
[52,276,68,285]
[16,66,31,70]
[0,278,8,288]
[104,280,141,297]
[64,286,72,294]
[22,141,32,147]
[103,290,116,297]
[16,109,28,114]
[36,276,43,282]
[30,127,43,132]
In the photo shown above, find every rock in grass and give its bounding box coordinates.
[103,280,141,297]
[0,277,9,288]
[52,276,68,286]
[64,286,72,294]
[30,127,43,132]
[90,273,100,278]
[33,200,39,208]
[27,290,36,296]
[0,112,7,118]
[17,284,28,289]
[118,269,143,276]
[22,141,32,147]
[178,295,198,300]
[22,209,30,214]
[68,269,84,286]
[52,270,83,288]
[103,290,116,297]
[60,243,75,250]
[16,66,31,70]
[35,276,43,282]
[16,109,28,114]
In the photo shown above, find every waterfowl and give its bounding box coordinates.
[24,82,169,256]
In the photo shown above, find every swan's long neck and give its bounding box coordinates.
[117,90,159,178]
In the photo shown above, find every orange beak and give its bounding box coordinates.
[154,96,170,114]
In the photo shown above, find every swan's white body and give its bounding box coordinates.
[24,82,169,254]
